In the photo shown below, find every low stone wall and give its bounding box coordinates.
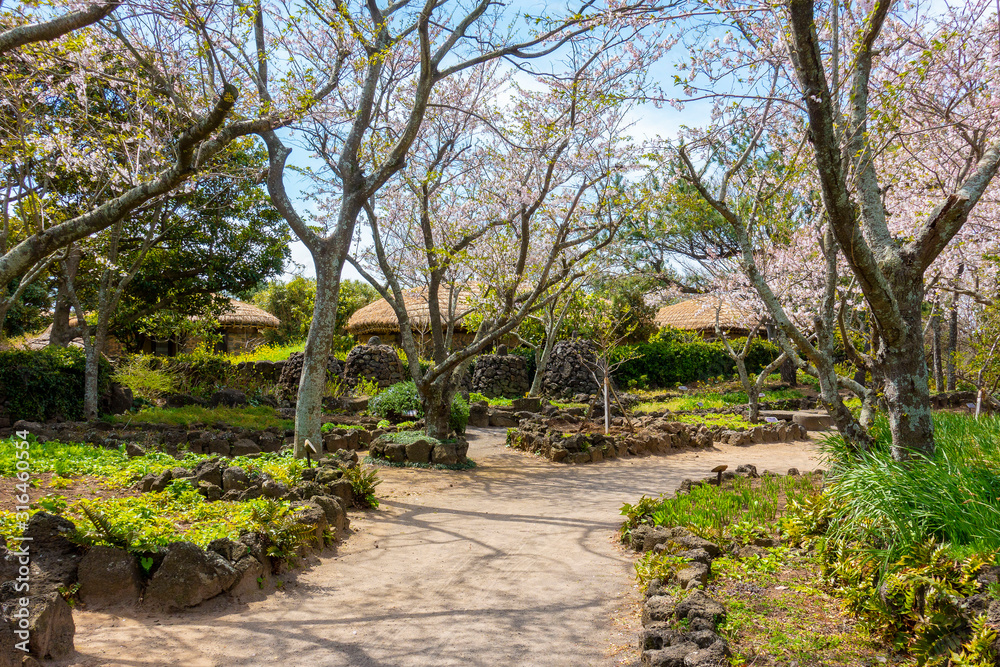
[233,359,287,385]
[507,415,713,464]
[627,525,731,666]
[712,421,809,446]
[930,390,999,410]
[277,352,344,399]
[0,469,351,662]
[368,435,470,465]
[471,353,530,398]
[137,450,358,505]
[344,340,405,389]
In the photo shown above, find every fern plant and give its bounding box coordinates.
[79,501,135,550]
[249,499,316,563]
[340,465,381,508]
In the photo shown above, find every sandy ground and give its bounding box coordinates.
[65,427,823,667]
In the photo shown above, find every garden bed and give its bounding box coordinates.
[0,432,380,662]
[622,414,1000,665]
[506,413,809,464]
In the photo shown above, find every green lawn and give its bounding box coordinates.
[115,405,293,431]
[634,387,804,413]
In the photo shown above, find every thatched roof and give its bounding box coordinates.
[655,295,756,332]
[347,288,473,336]
[218,299,280,329]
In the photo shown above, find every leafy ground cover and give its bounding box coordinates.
[114,405,293,431]
[624,412,1000,666]
[467,392,587,410]
[633,386,805,414]
[713,550,895,666]
[671,413,755,430]
[0,436,317,554]
[621,473,821,550]
[623,474,898,665]
[321,422,368,432]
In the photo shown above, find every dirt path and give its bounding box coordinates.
[67,428,822,667]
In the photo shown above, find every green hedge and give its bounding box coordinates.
[611,336,780,389]
[0,347,111,421]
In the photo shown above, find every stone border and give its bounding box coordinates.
[623,464,831,666]
[507,415,714,463]
[368,435,470,466]
[627,525,731,666]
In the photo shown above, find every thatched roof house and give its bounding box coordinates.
[216,300,280,329]
[208,300,280,354]
[347,288,476,349]
[22,299,280,356]
[654,295,756,337]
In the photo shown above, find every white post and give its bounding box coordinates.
[603,371,610,435]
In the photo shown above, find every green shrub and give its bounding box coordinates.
[112,355,177,401]
[611,330,780,388]
[164,351,232,395]
[450,393,469,434]
[0,347,110,421]
[369,381,469,434]
[368,381,423,419]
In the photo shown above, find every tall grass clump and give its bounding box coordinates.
[112,354,177,401]
[784,413,1000,663]
[817,414,1000,563]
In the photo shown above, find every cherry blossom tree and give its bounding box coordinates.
[247,0,666,453]
[342,53,645,439]
[670,0,1000,460]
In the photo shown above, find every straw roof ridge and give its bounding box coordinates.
[654,295,756,332]
[217,299,280,328]
[347,287,475,335]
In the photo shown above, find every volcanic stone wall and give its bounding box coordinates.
[540,338,600,398]
[344,338,406,389]
[471,353,530,398]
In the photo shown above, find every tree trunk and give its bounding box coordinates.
[82,327,107,421]
[294,257,342,457]
[733,356,759,422]
[423,380,454,441]
[530,334,559,396]
[859,390,878,428]
[780,358,797,386]
[768,322,797,386]
[931,307,943,391]
[51,247,82,347]
[946,297,958,391]
[874,272,935,460]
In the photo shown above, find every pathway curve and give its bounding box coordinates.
[67,428,822,667]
